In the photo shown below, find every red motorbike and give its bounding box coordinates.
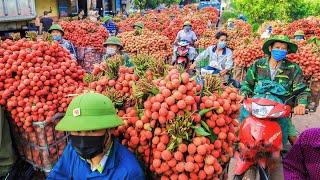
[228,97,291,180]
[173,40,191,69]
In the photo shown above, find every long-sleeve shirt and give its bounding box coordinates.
[175,30,197,44]
[240,58,311,106]
[47,140,145,180]
[103,21,117,35]
[283,128,320,180]
[59,39,77,60]
[195,46,233,70]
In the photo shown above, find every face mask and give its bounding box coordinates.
[184,26,191,32]
[217,41,226,49]
[271,49,287,61]
[106,47,116,55]
[52,35,62,41]
[70,134,106,159]
[295,35,304,40]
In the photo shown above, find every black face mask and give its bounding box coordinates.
[70,134,106,159]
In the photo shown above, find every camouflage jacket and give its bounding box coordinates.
[241,58,311,106]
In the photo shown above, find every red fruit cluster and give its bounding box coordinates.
[0,39,85,132]
[287,42,320,80]
[59,20,108,51]
[233,41,265,67]
[144,69,201,125]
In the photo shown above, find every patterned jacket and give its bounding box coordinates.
[59,39,77,60]
[241,58,311,106]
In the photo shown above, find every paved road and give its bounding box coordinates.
[292,105,320,134]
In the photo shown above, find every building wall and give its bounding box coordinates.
[35,0,59,18]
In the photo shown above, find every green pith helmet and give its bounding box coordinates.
[133,21,144,29]
[103,36,123,49]
[101,16,112,23]
[48,24,64,36]
[262,35,298,55]
[183,21,192,27]
[55,93,124,131]
[294,30,305,36]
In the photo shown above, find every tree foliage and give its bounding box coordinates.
[231,0,320,24]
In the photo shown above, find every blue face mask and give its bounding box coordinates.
[217,41,226,49]
[271,49,287,61]
[184,26,191,32]
[53,35,62,41]
[295,35,304,40]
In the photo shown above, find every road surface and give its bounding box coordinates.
[292,105,320,134]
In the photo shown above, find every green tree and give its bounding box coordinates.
[231,0,318,24]
[134,0,147,10]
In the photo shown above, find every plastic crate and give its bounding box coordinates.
[76,47,105,73]
[11,113,68,173]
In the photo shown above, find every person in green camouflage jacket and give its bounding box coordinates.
[241,35,311,144]
[103,36,133,67]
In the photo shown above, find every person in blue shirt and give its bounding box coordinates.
[47,93,145,180]
[102,16,118,36]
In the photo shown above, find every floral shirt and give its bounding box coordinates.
[59,39,77,60]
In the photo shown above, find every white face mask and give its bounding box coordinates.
[106,47,116,55]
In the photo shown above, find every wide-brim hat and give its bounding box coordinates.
[48,24,64,36]
[262,35,298,55]
[183,21,192,27]
[55,93,124,131]
[294,30,305,36]
[103,36,123,49]
[133,21,144,29]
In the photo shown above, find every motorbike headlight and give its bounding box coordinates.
[251,102,274,118]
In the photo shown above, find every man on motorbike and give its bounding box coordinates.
[172,21,198,64]
[191,31,233,75]
[102,36,133,67]
[47,93,145,179]
[241,35,311,145]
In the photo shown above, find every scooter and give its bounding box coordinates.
[173,40,192,69]
[228,97,291,180]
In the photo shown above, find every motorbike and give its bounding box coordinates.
[173,40,192,69]
[231,97,291,180]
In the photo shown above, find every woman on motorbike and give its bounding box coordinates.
[172,21,198,64]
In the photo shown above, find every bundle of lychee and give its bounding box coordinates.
[233,39,265,67]
[285,17,320,39]
[147,72,241,179]
[59,20,108,51]
[287,41,320,80]
[119,30,172,61]
[0,37,85,132]
[195,29,217,49]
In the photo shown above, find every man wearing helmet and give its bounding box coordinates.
[47,93,144,179]
[48,24,77,60]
